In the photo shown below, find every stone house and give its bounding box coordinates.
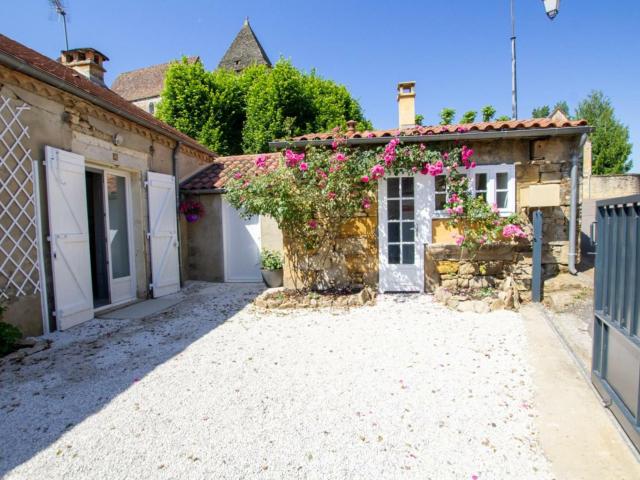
[0,34,217,336]
[111,56,200,114]
[111,18,271,113]
[263,82,592,297]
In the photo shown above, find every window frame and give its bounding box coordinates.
[432,164,516,217]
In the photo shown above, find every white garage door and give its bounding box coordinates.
[222,199,261,282]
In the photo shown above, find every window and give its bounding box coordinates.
[470,165,516,214]
[148,102,155,114]
[434,174,447,211]
[433,165,516,215]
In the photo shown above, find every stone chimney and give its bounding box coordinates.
[397,81,416,128]
[60,48,109,86]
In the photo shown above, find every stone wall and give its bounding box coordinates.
[426,243,535,302]
[283,209,378,290]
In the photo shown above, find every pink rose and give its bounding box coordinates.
[254,155,267,169]
[335,153,346,162]
[308,219,318,229]
[299,162,308,171]
[327,191,336,200]
[233,172,243,179]
[370,164,385,179]
[361,175,370,183]
[362,197,371,209]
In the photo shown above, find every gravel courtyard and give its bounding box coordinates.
[0,283,552,480]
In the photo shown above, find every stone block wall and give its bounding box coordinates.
[283,209,378,290]
[426,243,541,302]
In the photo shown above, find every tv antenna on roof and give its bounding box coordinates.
[49,0,69,50]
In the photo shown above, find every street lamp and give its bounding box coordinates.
[542,0,560,20]
[510,0,561,119]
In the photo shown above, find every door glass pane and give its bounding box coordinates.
[388,178,400,198]
[402,200,414,220]
[388,244,401,264]
[402,222,414,242]
[402,244,415,264]
[435,193,447,211]
[107,174,130,279]
[388,200,400,220]
[388,222,400,242]
[497,191,508,209]
[401,177,414,197]
[496,172,508,190]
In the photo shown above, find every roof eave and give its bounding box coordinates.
[269,126,594,150]
[0,49,215,157]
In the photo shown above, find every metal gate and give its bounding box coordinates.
[592,194,640,450]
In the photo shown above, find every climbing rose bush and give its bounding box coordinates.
[226,130,530,287]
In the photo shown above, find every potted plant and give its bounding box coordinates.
[179,200,205,223]
[260,249,284,288]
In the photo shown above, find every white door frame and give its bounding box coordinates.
[222,199,262,282]
[378,175,433,292]
[95,166,137,307]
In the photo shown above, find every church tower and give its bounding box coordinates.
[218,18,271,73]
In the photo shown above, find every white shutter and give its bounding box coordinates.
[45,146,94,329]
[147,171,180,297]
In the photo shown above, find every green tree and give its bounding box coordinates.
[415,114,424,126]
[532,105,550,118]
[460,110,477,124]
[496,115,511,121]
[576,90,632,174]
[158,58,371,155]
[439,108,456,125]
[481,105,496,122]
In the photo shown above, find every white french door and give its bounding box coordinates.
[378,175,433,292]
[102,169,136,305]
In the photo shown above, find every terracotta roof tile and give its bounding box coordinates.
[181,153,281,191]
[0,34,214,156]
[287,118,589,142]
[111,56,199,101]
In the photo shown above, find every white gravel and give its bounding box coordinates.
[0,283,552,479]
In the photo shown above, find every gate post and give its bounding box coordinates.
[532,209,543,302]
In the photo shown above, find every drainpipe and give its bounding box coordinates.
[173,141,184,287]
[568,133,588,275]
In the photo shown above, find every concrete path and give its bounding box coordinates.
[521,304,640,480]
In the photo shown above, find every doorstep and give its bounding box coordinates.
[97,297,182,320]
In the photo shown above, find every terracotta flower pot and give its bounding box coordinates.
[186,213,200,223]
[261,268,283,288]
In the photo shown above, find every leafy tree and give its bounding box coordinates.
[439,108,456,125]
[576,90,632,174]
[415,114,424,126]
[481,105,496,122]
[532,105,550,118]
[158,58,371,155]
[496,115,511,121]
[460,110,477,124]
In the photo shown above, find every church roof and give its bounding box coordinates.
[218,19,271,72]
[111,56,199,101]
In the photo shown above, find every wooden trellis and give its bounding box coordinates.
[0,95,41,301]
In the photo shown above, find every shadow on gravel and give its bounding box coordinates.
[0,282,263,476]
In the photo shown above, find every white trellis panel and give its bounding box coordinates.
[0,95,41,302]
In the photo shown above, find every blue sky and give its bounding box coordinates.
[3,1,638,171]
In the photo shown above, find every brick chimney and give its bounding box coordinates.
[60,48,109,86]
[397,81,416,129]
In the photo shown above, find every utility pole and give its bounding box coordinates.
[510,0,518,120]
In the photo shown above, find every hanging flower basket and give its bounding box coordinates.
[179,200,205,223]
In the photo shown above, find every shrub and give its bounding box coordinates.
[0,302,21,356]
[261,249,283,270]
